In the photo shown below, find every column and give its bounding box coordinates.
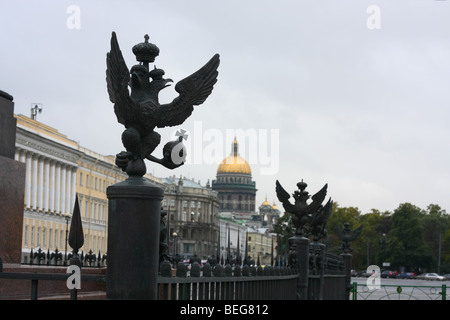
[49,160,56,213]
[37,156,44,211]
[71,168,77,211]
[60,165,66,214]
[65,167,71,213]
[25,152,32,208]
[43,159,50,212]
[55,163,61,214]
[31,154,38,209]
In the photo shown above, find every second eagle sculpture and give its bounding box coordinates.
[106,32,220,176]
[276,179,333,240]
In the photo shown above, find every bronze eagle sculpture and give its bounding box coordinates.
[276,179,332,239]
[106,32,220,175]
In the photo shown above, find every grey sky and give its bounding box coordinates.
[1,0,449,214]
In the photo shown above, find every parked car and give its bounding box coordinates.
[381,270,397,279]
[359,270,372,277]
[397,272,416,279]
[422,273,445,281]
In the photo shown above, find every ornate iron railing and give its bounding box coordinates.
[158,261,299,300]
[351,282,448,300]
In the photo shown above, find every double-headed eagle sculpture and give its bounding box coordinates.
[106,32,220,176]
[276,179,333,241]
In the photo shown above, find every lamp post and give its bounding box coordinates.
[172,232,178,256]
[63,213,71,266]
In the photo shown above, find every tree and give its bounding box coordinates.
[358,209,391,268]
[387,203,432,272]
[420,204,448,272]
[273,212,295,265]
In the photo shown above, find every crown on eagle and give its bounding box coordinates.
[132,34,159,64]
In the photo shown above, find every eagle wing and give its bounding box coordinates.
[305,183,328,214]
[275,180,296,213]
[106,32,134,126]
[350,225,363,241]
[311,198,333,226]
[156,54,220,128]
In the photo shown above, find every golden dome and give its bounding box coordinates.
[261,196,271,206]
[217,155,252,174]
[272,201,279,210]
[217,138,252,175]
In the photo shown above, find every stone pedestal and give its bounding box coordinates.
[106,176,164,300]
[0,157,25,264]
[341,252,353,300]
[289,234,310,300]
[0,92,25,264]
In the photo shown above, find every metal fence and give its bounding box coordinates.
[351,282,448,300]
[24,247,107,267]
[157,249,347,300]
[158,261,299,300]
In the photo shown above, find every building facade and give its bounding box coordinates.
[247,230,277,266]
[15,114,161,262]
[258,197,281,231]
[211,138,257,219]
[161,176,220,261]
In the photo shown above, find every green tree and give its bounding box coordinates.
[440,228,450,273]
[420,204,448,272]
[358,209,390,269]
[326,203,362,261]
[387,203,432,272]
[273,212,295,265]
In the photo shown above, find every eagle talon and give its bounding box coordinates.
[115,151,133,172]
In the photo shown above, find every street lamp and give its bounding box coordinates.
[63,213,72,266]
[172,232,178,256]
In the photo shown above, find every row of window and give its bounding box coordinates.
[162,199,203,209]
[80,196,107,223]
[23,224,106,253]
[216,176,252,184]
[79,171,119,192]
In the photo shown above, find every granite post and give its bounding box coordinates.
[106,172,164,300]
[0,90,25,264]
[290,234,310,300]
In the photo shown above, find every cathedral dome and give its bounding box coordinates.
[217,138,251,175]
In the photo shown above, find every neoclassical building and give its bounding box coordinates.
[211,138,257,219]
[14,114,161,262]
[258,197,281,230]
[161,176,220,260]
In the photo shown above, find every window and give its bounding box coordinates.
[31,226,35,247]
[37,227,41,247]
[49,229,53,249]
[170,200,175,207]
[183,243,195,253]
[24,225,29,246]
[80,173,83,186]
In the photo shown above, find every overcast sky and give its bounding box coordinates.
[1,0,450,214]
